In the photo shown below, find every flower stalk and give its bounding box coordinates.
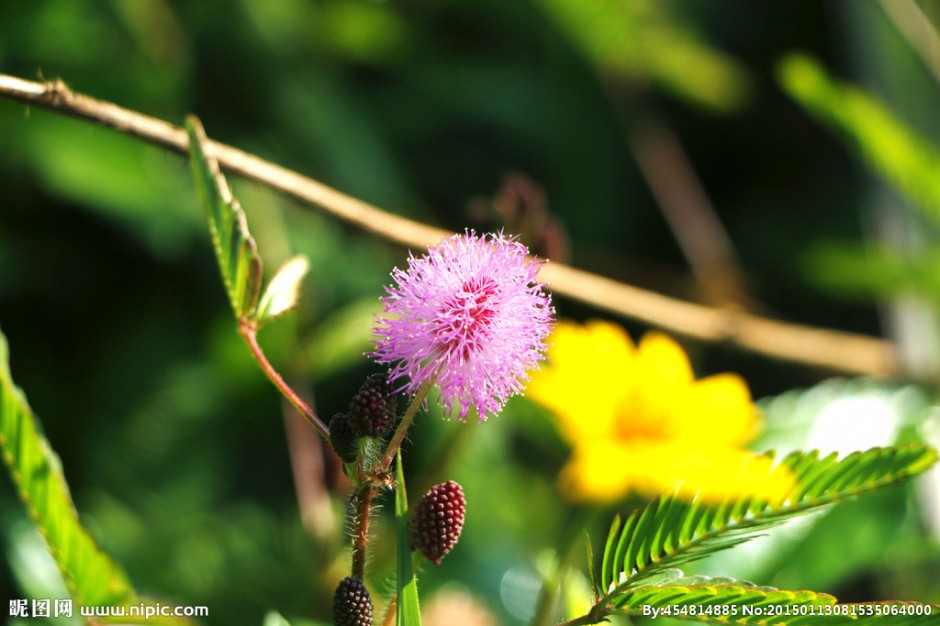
[380,380,433,471]
[238,320,330,438]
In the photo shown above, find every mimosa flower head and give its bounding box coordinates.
[371,230,554,421]
[528,320,794,504]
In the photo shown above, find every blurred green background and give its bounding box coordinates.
[2,1,940,625]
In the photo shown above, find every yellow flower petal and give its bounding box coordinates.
[561,440,794,506]
[635,332,694,388]
[671,373,760,446]
[529,320,784,505]
[528,320,634,442]
[559,440,636,503]
[636,443,794,506]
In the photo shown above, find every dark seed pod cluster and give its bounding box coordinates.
[328,412,358,463]
[411,480,466,565]
[333,576,373,626]
[348,373,397,438]
[328,373,399,463]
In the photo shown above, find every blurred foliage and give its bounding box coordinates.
[2,1,940,626]
[535,0,751,112]
[784,50,940,305]
[779,53,940,231]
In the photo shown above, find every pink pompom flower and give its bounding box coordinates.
[371,231,554,421]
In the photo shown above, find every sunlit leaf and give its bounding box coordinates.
[600,513,621,594]
[0,327,135,606]
[256,255,310,325]
[186,115,263,320]
[584,529,599,599]
[599,445,936,598]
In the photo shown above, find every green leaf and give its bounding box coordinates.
[584,529,599,599]
[395,452,421,626]
[255,255,311,325]
[0,326,135,606]
[599,446,936,596]
[186,115,263,319]
[778,54,940,225]
[600,513,621,594]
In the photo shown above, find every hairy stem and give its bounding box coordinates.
[351,484,375,580]
[238,321,330,438]
[348,381,432,584]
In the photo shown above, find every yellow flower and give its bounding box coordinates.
[527,320,794,504]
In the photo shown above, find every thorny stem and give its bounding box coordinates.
[238,320,330,438]
[380,380,433,471]
[351,483,375,580]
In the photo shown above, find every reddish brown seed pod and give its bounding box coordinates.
[411,480,466,565]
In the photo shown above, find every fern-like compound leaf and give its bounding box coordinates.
[600,446,937,596]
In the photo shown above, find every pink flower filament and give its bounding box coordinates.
[371,231,554,420]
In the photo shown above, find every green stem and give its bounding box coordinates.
[379,380,433,470]
[239,320,330,438]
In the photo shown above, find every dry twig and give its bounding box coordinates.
[0,73,900,376]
